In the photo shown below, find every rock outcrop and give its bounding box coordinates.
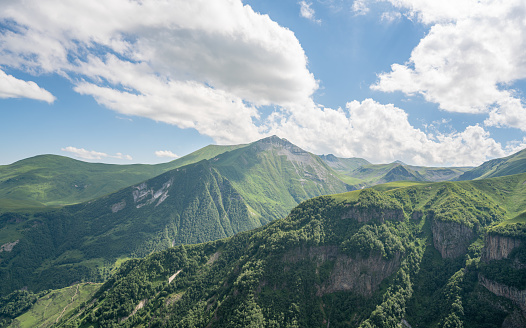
[482,234,522,261]
[480,275,526,312]
[283,246,401,296]
[0,239,19,252]
[432,219,474,258]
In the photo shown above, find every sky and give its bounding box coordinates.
[1,0,526,167]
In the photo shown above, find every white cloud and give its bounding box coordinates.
[268,99,510,166]
[299,1,322,23]
[0,0,317,142]
[62,146,132,161]
[380,11,401,23]
[0,69,55,103]
[352,0,370,16]
[2,0,523,166]
[155,150,180,159]
[371,0,526,130]
[381,0,480,24]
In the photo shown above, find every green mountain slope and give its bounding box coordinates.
[319,154,370,172]
[5,283,101,328]
[0,137,351,295]
[214,136,351,224]
[53,174,526,328]
[457,147,526,180]
[0,161,253,294]
[322,156,472,188]
[0,144,244,209]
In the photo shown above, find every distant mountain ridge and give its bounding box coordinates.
[0,144,245,209]
[456,148,526,181]
[321,155,472,187]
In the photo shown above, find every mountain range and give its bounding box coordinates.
[0,136,525,327]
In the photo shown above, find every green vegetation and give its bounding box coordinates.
[2,140,526,327]
[457,147,526,181]
[49,176,525,327]
[4,283,100,328]
[0,144,243,209]
[0,136,352,295]
[321,154,472,188]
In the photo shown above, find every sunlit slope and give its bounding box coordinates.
[0,144,244,208]
[0,137,351,295]
[457,147,526,181]
[321,155,472,187]
[214,136,351,223]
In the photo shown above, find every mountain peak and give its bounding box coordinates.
[320,154,338,162]
[252,135,305,153]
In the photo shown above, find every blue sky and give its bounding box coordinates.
[1,0,525,166]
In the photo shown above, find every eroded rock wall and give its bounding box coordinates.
[482,234,522,261]
[283,246,401,297]
[480,275,526,312]
[432,219,474,258]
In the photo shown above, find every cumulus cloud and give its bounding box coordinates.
[0,0,317,143]
[62,146,132,161]
[299,1,321,23]
[0,69,55,103]
[268,99,510,166]
[1,0,523,166]
[155,150,179,159]
[371,0,526,130]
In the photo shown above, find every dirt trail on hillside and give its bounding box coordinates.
[55,284,80,323]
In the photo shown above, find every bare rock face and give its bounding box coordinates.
[482,234,522,261]
[283,246,401,297]
[0,240,19,252]
[432,220,474,258]
[342,206,405,223]
[480,275,526,312]
[318,252,401,296]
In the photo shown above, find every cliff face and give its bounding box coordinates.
[283,246,401,296]
[480,275,526,312]
[482,234,522,261]
[432,219,474,258]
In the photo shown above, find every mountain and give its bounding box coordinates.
[213,136,351,224]
[0,144,244,209]
[319,154,370,173]
[47,173,526,328]
[457,147,526,181]
[0,136,351,295]
[321,156,472,187]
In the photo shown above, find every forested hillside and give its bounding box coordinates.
[50,173,526,328]
[0,137,351,296]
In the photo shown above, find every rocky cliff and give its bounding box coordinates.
[480,275,526,312]
[432,219,474,258]
[482,233,522,261]
[283,245,402,296]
